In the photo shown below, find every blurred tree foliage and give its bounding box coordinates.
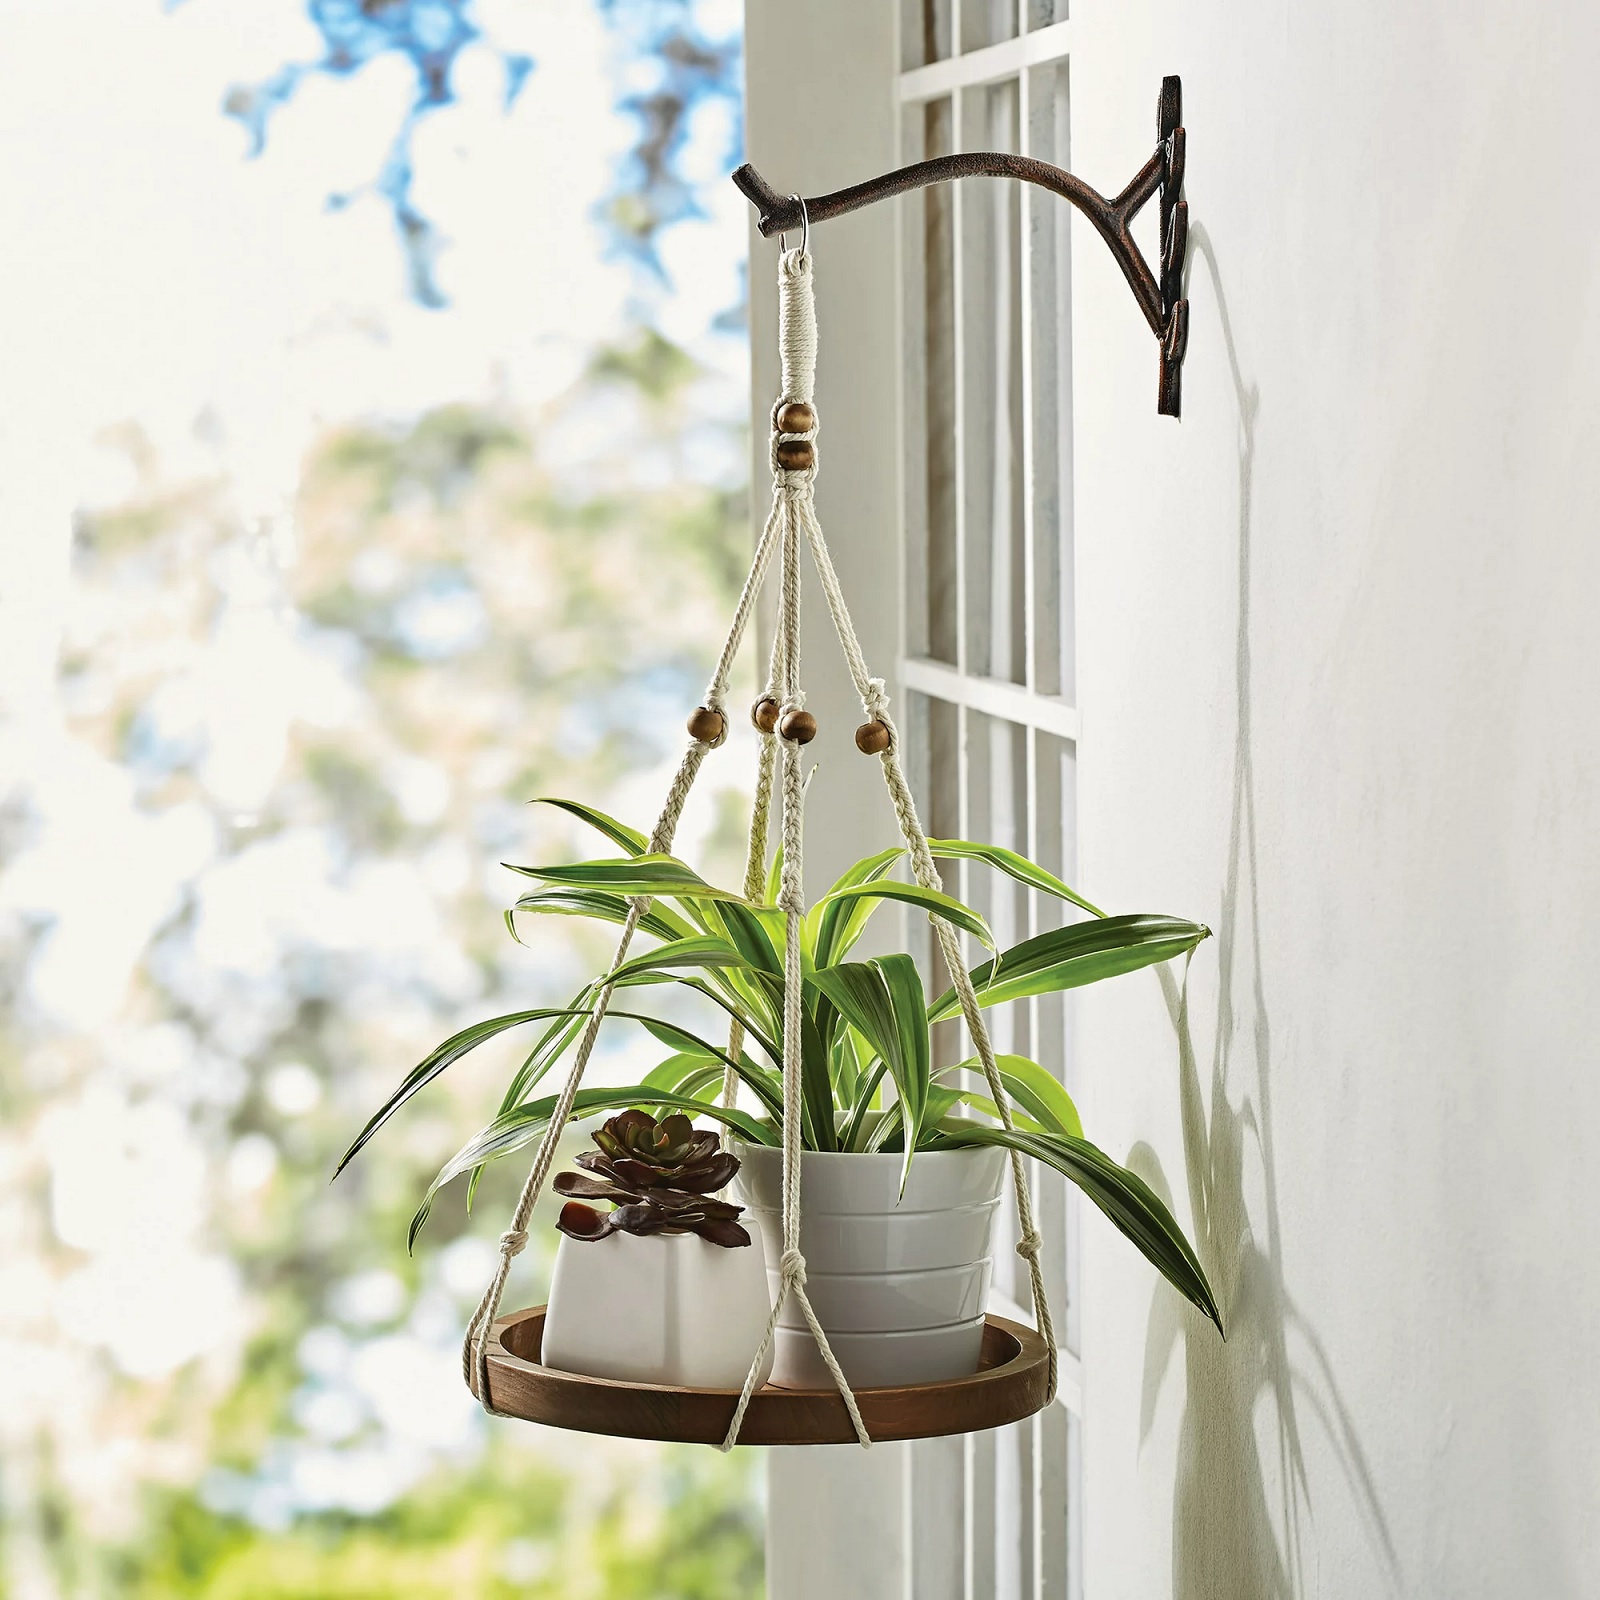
[119,1449,761,1597]
[0,334,762,1593]
[216,0,741,304]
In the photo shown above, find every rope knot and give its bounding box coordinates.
[863,677,891,720]
[779,1248,807,1286]
[771,460,817,490]
[1016,1230,1043,1264]
[499,1228,529,1259]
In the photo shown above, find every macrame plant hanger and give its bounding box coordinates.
[464,215,1056,1449]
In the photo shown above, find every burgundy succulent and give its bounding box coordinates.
[553,1109,750,1247]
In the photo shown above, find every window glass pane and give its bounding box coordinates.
[1026,0,1070,28]
[1036,1405,1070,1600]
[897,42,1082,1590]
[902,0,953,67]
[907,1436,965,1596]
[908,691,965,1069]
[1068,1409,1084,1600]
[960,80,1025,684]
[1027,60,1074,701]
[967,1427,997,1592]
[962,0,1020,52]
[992,1418,1032,1597]
[922,97,959,666]
[964,709,1030,1022]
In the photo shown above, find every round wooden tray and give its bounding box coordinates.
[471,1305,1051,1446]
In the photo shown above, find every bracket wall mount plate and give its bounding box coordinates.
[735,74,1190,416]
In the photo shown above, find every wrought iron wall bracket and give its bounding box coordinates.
[734,75,1190,417]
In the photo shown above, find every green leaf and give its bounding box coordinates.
[808,848,901,967]
[408,1087,778,1250]
[937,1089,1051,1139]
[498,1004,769,1123]
[810,956,929,1188]
[673,1063,730,1104]
[495,1001,596,1116]
[531,796,649,856]
[928,1121,1223,1332]
[839,1060,889,1151]
[816,879,996,954]
[928,914,1211,1023]
[867,1085,962,1153]
[670,977,783,1069]
[641,1053,714,1094]
[831,1020,863,1106]
[465,1001,774,1215]
[795,995,838,1152]
[633,1013,736,1063]
[470,997,602,1209]
[509,887,694,944]
[934,1053,1084,1139]
[701,897,784,975]
[503,853,748,902]
[643,1055,726,1111]
[615,938,787,1049]
[927,838,1106,919]
[335,1007,591,1177]
[607,935,770,986]
[764,839,784,911]
[637,1036,785,1123]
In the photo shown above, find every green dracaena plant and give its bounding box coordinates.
[338,797,1223,1333]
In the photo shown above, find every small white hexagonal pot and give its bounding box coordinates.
[541,1227,776,1391]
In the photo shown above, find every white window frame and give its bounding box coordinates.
[893,14,1084,1600]
[747,7,1084,1597]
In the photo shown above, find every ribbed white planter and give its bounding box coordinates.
[542,1229,776,1390]
[733,1141,1007,1389]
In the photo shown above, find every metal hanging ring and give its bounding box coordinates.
[778,194,810,257]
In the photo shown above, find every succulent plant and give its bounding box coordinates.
[553,1109,751,1247]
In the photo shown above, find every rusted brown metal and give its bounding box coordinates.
[733,74,1190,418]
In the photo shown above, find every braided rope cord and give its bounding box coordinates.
[463,498,783,1413]
[719,246,870,1451]
[720,623,781,1109]
[794,492,1060,1405]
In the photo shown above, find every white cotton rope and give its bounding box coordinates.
[463,501,784,1414]
[796,485,1061,1407]
[720,621,781,1109]
[720,249,870,1450]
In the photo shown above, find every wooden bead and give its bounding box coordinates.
[779,708,818,745]
[775,439,814,471]
[686,706,726,743]
[750,696,781,733]
[854,719,891,755]
[775,401,816,434]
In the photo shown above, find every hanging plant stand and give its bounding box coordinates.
[471,1306,1051,1447]
[407,197,1222,1458]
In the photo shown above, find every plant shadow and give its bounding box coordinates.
[1129,224,1400,1599]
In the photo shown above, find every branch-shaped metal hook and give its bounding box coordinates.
[734,75,1190,416]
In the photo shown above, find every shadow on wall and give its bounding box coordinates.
[1129,225,1401,1600]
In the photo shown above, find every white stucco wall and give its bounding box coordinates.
[1071,5,1600,1596]
[745,2,1600,1594]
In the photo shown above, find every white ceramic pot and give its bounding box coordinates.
[541,1228,776,1390]
[733,1141,1007,1389]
